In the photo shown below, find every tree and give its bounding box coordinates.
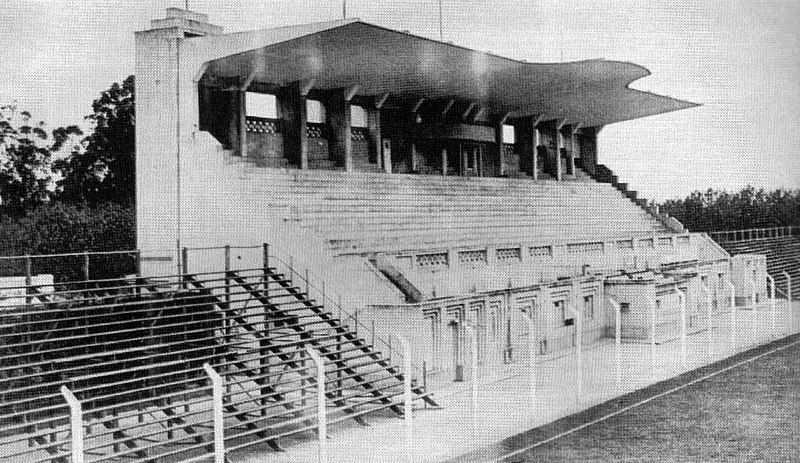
[660,186,800,232]
[60,75,135,205]
[0,104,82,215]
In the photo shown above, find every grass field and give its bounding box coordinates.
[451,336,800,463]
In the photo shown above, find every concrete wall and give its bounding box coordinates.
[730,254,768,305]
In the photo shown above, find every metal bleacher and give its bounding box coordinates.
[0,265,434,463]
[717,233,800,299]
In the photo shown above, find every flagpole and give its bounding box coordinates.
[439,0,444,41]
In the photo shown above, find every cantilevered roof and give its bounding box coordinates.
[199,20,698,127]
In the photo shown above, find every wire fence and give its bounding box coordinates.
[0,250,142,294]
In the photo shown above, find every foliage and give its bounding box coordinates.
[58,75,135,205]
[0,105,82,214]
[0,202,136,281]
[660,186,800,232]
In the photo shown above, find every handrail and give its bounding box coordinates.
[265,247,423,381]
[709,225,795,243]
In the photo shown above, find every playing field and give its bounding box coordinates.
[451,336,800,463]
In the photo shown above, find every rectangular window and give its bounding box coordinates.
[351,105,368,128]
[245,92,278,119]
[306,99,326,123]
[620,302,631,314]
[502,124,515,144]
[583,295,595,319]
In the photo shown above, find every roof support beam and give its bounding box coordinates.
[375,93,390,109]
[471,106,485,123]
[555,118,567,131]
[462,102,476,120]
[497,112,511,126]
[571,122,583,134]
[240,68,258,91]
[441,99,455,116]
[412,98,425,113]
[532,114,544,127]
[299,78,316,96]
[344,85,361,102]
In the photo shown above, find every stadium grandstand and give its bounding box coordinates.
[711,226,799,300]
[2,8,795,463]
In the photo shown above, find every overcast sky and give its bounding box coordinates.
[2,0,798,200]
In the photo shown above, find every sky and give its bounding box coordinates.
[1,0,798,200]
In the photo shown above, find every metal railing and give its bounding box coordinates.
[179,243,423,384]
[709,225,795,243]
[0,264,416,463]
[0,249,142,290]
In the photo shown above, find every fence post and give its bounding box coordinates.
[650,296,657,380]
[607,297,622,391]
[25,255,32,305]
[391,334,413,462]
[82,251,90,281]
[305,348,328,463]
[676,287,687,368]
[224,245,231,344]
[567,304,583,401]
[465,324,479,436]
[766,274,776,340]
[749,276,758,345]
[726,279,736,351]
[783,271,793,334]
[181,247,189,289]
[60,386,84,463]
[526,309,537,407]
[701,282,713,360]
[262,243,270,299]
[203,364,225,463]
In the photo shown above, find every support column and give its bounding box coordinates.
[532,126,540,180]
[238,91,247,157]
[513,115,542,180]
[227,91,242,155]
[567,125,577,176]
[441,147,448,176]
[327,89,353,171]
[367,107,386,172]
[555,129,564,181]
[279,82,308,169]
[495,118,505,177]
[581,126,601,176]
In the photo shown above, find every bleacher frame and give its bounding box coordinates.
[0,257,435,463]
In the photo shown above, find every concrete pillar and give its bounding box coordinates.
[581,126,600,176]
[567,127,576,176]
[238,91,247,157]
[327,89,353,171]
[367,107,385,171]
[513,116,540,179]
[555,129,564,181]
[495,121,505,176]
[279,83,308,169]
[532,126,540,180]
[411,142,418,172]
[441,147,448,176]
[227,91,241,155]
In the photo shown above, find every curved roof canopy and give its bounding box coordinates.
[199,20,698,127]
